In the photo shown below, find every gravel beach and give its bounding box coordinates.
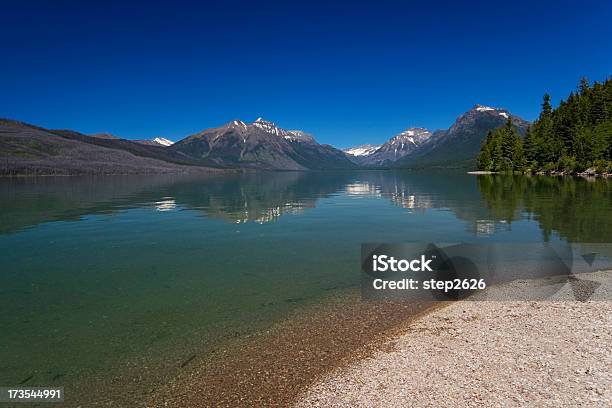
[297,271,612,407]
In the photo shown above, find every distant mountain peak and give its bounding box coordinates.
[471,104,510,119]
[344,144,381,157]
[392,127,431,143]
[229,119,247,129]
[152,137,173,146]
[452,105,518,131]
[132,136,174,146]
[473,104,497,112]
[172,117,355,170]
[253,117,274,126]
[391,105,531,169]
[252,117,285,136]
[345,127,432,166]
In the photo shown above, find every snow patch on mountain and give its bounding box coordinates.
[475,105,496,112]
[344,144,381,156]
[230,120,247,129]
[285,130,316,143]
[153,137,173,146]
[473,105,511,119]
[252,118,291,137]
[344,128,433,165]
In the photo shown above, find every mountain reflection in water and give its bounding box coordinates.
[0,171,610,242]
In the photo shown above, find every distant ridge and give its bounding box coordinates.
[0,105,529,175]
[0,118,219,175]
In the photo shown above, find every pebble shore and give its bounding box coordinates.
[297,271,611,407]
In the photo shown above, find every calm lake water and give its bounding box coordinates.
[0,171,610,403]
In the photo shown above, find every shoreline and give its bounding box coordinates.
[467,170,612,178]
[148,270,611,407]
[297,270,612,407]
[146,291,445,407]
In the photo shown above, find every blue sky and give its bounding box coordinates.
[1,0,611,148]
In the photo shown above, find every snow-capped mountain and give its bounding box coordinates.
[130,137,174,146]
[393,105,529,168]
[346,128,432,166]
[250,119,316,144]
[252,117,288,136]
[473,104,509,118]
[344,144,381,157]
[171,118,355,170]
[446,105,520,134]
[152,137,173,146]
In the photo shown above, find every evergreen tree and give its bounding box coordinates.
[477,130,495,171]
[577,77,592,125]
[523,125,537,166]
[491,132,503,170]
[477,119,525,172]
[534,95,557,165]
[501,118,515,159]
[477,144,492,171]
[511,128,525,170]
[476,75,612,174]
[541,93,552,119]
[591,82,608,125]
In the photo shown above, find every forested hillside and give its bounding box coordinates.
[477,77,612,174]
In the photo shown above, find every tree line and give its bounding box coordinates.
[477,76,612,174]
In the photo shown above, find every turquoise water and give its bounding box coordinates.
[0,171,610,402]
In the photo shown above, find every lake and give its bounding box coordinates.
[0,171,610,405]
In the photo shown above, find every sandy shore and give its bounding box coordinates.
[297,271,612,407]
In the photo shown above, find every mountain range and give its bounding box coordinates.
[344,128,432,166]
[0,105,529,175]
[344,105,529,168]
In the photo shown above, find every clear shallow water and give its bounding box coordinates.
[0,171,610,401]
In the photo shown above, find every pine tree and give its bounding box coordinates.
[477,130,494,170]
[501,118,515,159]
[604,77,612,121]
[541,93,552,119]
[477,144,492,171]
[553,99,575,154]
[577,77,592,125]
[511,127,525,171]
[492,131,503,171]
[591,82,608,125]
[523,125,537,166]
[476,75,612,174]
[535,94,557,165]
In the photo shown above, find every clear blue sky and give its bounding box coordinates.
[1,0,611,147]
